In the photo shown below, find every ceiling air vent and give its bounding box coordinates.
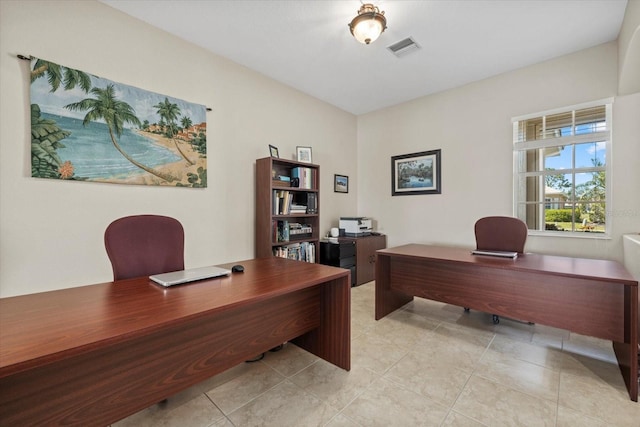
[387,37,420,58]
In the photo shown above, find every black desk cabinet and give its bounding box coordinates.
[320,234,387,286]
[320,240,356,286]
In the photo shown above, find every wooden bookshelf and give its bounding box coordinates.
[256,157,320,262]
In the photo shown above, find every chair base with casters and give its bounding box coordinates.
[463,307,501,324]
[245,344,285,363]
[463,308,533,325]
[465,216,529,325]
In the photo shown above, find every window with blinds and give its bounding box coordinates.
[512,100,612,236]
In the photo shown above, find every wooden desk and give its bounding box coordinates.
[0,257,350,426]
[375,244,638,402]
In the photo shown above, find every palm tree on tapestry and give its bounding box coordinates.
[31,58,92,93]
[65,84,177,182]
[154,97,195,165]
[30,58,93,179]
[181,116,193,132]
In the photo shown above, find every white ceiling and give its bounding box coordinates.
[100,0,628,115]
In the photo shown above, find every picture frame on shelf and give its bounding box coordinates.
[296,146,312,163]
[391,149,441,196]
[334,174,348,193]
[269,144,279,158]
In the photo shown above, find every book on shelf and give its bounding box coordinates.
[272,191,277,214]
[289,222,312,237]
[290,203,307,214]
[274,220,312,242]
[272,190,294,215]
[291,167,316,189]
[272,174,291,187]
[273,219,290,242]
[273,190,316,215]
[273,241,316,263]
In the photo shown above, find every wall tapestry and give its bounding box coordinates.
[29,57,207,187]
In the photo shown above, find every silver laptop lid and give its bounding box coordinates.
[471,250,518,259]
[149,265,232,287]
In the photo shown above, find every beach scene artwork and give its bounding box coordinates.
[30,57,207,187]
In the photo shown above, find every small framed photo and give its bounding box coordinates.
[296,146,312,163]
[391,149,441,196]
[269,144,279,158]
[334,174,349,193]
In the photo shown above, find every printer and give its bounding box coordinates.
[339,217,372,237]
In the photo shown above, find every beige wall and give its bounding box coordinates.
[357,42,640,261]
[2,1,638,298]
[619,0,640,95]
[0,0,357,297]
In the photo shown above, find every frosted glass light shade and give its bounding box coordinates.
[349,4,387,45]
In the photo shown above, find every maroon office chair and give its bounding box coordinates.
[474,216,528,255]
[466,216,528,324]
[105,214,185,281]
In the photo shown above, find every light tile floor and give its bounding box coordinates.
[114,281,640,427]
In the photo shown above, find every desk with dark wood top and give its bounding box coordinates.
[0,257,351,426]
[375,244,638,402]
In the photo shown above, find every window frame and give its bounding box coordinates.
[512,98,613,238]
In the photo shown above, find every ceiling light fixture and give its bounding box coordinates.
[348,3,387,45]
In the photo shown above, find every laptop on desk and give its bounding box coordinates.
[149,265,232,287]
[471,249,518,259]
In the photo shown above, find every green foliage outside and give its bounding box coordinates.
[545,206,605,233]
[545,209,573,222]
[545,159,606,229]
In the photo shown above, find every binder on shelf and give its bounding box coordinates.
[307,193,317,214]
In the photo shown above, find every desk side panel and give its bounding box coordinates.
[292,275,351,370]
[390,258,625,342]
[0,287,321,426]
[612,285,639,401]
[375,253,413,320]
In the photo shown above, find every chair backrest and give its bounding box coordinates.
[474,216,528,254]
[104,215,185,281]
